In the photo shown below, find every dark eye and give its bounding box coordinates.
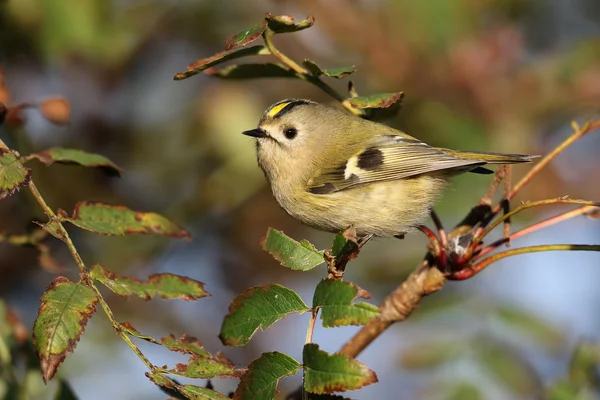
[284,127,298,140]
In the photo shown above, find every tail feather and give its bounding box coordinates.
[439,148,538,164]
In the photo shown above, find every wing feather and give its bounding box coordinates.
[307,135,484,194]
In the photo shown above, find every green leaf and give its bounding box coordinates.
[225,21,267,51]
[90,264,208,301]
[220,284,309,346]
[33,277,98,383]
[307,395,351,400]
[54,380,78,400]
[399,341,460,370]
[312,279,379,328]
[233,352,301,400]
[179,385,231,400]
[261,228,324,271]
[205,63,296,79]
[474,339,538,396]
[265,13,315,33]
[348,92,404,121]
[160,333,211,358]
[303,344,377,394]
[174,45,270,80]
[331,232,358,259]
[29,147,121,176]
[0,148,31,200]
[440,382,484,400]
[59,201,190,238]
[303,60,356,79]
[119,322,158,342]
[495,305,565,351]
[166,353,242,379]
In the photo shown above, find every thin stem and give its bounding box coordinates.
[27,180,156,373]
[306,310,318,344]
[476,198,598,243]
[262,29,364,117]
[476,205,598,260]
[27,180,87,274]
[455,244,600,280]
[92,285,156,372]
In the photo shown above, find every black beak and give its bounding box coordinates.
[242,128,267,138]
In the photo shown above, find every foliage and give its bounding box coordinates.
[0,9,599,400]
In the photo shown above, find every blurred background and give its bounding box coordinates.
[1,0,600,399]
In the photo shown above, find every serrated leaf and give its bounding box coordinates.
[233,352,301,400]
[312,279,379,328]
[265,13,315,33]
[261,228,324,271]
[205,63,296,79]
[0,148,31,200]
[29,147,121,176]
[179,385,231,400]
[174,45,270,80]
[33,277,98,383]
[167,354,242,379]
[495,305,565,351]
[160,334,211,357]
[349,92,404,121]
[225,21,267,51]
[59,201,190,238]
[90,264,208,301]
[303,60,355,79]
[303,344,377,394]
[220,284,309,346]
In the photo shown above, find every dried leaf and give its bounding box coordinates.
[265,13,315,33]
[38,97,71,125]
[174,46,270,80]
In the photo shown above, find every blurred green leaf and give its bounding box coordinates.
[307,395,351,400]
[174,45,270,80]
[312,279,379,328]
[303,60,356,79]
[349,92,404,121]
[233,352,301,400]
[400,341,460,370]
[495,305,565,351]
[33,277,98,383]
[179,385,230,400]
[441,382,483,400]
[474,339,541,397]
[220,284,309,346]
[548,379,597,400]
[225,21,267,51]
[0,148,31,200]
[54,380,79,400]
[568,342,600,387]
[261,228,324,271]
[90,264,208,301]
[303,344,377,394]
[205,63,296,79]
[59,201,191,238]
[29,147,121,176]
[265,13,315,33]
[166,354,241,379]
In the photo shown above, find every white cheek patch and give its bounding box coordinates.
[344,155,362,180]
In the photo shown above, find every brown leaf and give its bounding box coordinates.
[38,97,71,125]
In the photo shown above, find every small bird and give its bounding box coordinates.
[243,98,535,238]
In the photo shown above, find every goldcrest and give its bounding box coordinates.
[243,99,534,237]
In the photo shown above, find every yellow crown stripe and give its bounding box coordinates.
[266,102,292,118]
